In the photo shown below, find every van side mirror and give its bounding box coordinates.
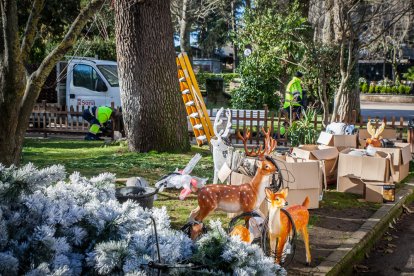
[96,78,108,92]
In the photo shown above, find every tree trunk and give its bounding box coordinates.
[0,0,105,166]
[179,0,192,58]
[114,0,190,153]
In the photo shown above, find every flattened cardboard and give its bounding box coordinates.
[317,131,357,148]
[359,128,397,140]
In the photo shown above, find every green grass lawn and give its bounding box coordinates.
[22,138,404,229]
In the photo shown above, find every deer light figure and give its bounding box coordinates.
[211,107,233,184]
[189,157,277,239]
[366,121,385,148]
[266,188,311,265]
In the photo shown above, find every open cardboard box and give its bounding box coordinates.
[337,148,392,195]
[317,131,357,149]
[273,155,323,209]
[292,145,339,185]
[377,143,412,182]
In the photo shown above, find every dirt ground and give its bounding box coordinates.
[353,202,414,276]
[287,206,376,275]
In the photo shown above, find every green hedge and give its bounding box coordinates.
[195,73,240,90]
[361,83,412,95]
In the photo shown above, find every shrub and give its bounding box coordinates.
[0,164,285,275]
[375,85,382,93]
[380,86,387,94]
[196,73,240,90]
[403,85,412,95]
[287,108,318,147]
[368,84,375,94]
[385,86,392,94]
[392,86,398,94]
[398,85,406,94]
[360,82,368,93]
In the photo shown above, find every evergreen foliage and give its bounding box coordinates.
[232,2,309,110]
[0,164,285,275]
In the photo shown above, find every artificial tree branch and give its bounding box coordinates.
[20,0,45,62]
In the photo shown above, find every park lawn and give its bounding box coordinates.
[22,138,382,229]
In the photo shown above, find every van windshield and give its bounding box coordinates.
[97,65,119,87]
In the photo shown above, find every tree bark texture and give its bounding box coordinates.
[114,0,190,153]
[0,0,105,166]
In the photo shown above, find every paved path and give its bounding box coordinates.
[361,101,414,121]
[355,201,414,275]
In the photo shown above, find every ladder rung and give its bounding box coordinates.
[177,65,182,69]
[185,101,195,106]
[182,89,190,95]
[189,112,199,118]
[179,77,186,82]
[196,135,207,142]
[194,124,203,130]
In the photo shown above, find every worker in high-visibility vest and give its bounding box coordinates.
[284,71,303,121]
[82,106,114,140]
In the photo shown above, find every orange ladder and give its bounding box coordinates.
[176,52,214,146]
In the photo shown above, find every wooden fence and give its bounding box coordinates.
[28,101,413,149]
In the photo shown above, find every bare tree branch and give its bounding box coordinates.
[19,0,106,120]
[20,0,45,62]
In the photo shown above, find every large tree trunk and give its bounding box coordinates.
[114,0,190,153]
[0,0,105,166]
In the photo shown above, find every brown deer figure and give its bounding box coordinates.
[266,188,311,265]
[188,157,277,239]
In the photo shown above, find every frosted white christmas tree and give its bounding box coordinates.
[0,163,285,275]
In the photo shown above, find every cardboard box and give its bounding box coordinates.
[364,182,395,203]
[377,143,412,182]
[318,131,357,149]
[292,145,339,186]
[273,155,323,209]
[337,176,365,195]
[337,149,392,182]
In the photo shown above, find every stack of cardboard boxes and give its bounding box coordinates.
[223,126,411,213]
[336,129,412,203]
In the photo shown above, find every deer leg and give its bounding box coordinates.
[269,233,278,262]
[301,226,312,265]
[194,205,216,222]
[276,234,287,264]
[188,206,200,222]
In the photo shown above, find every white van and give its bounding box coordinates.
[54,58,121,108]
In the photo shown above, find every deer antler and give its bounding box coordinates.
[374,121,385,139]
[213,108,224,138]
[221,108,232,138]
[237,130,264,157]
[262,127,277,155]
[213,108,232,139]
[367,121,376,138]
